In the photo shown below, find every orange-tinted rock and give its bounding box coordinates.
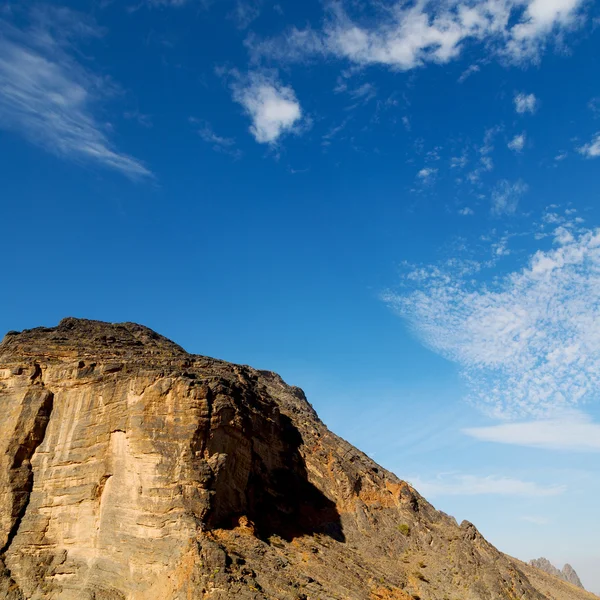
[0,319,593,599]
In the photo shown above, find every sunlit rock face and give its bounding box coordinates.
[0,318,592,600]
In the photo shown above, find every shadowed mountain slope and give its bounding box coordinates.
[0,318,595,600]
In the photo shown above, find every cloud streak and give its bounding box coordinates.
[409,473,566,497]
[190,117,242,158]
[520,515,550,525]
[491,179,527,215]
[250,0,588,70]
[385,214,600,419]
[465,414,600,451]
[0,10,150,178]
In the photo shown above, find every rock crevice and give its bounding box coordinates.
[1,387,54,556]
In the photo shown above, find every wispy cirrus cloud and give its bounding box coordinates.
[249,0,588,70]
[458,63,481,83]
[229,0,262,29]
[385,212,600,420]
[409,473,566,498]
[0,8,150,179]
[465,415,600,451]
[231,71,303,144]
[491,179,528,215]
[465,125,501,183]
[520,515,550,525]
[189,117,242,158]
[143,0,202,6]
[345,82,377,106]
[141,0,260,19]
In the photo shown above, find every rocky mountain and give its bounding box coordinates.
[0,318,597,600]
[530,558,585,589]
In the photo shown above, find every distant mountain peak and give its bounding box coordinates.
[530,558,585,589]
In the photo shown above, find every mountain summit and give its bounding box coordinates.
[0,318,595,600]
[530,558,585,589]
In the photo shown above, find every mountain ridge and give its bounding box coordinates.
[0,318,596,600]
[530,558,585,590]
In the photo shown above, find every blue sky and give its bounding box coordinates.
[2,0,600,591]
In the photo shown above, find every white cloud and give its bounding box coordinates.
[418,167,438,182]
[464,125,502,182]
[459,207,475,216]
[232,71,302,144]
[409,473,566,498]
[578,133,600,158]
[491,179,528,215]
[230,0,262,29]
[251,0,588,69]
[385,216,600,419]
[322,118,349,145]
[335,80,378,109]
[0,11,150,178]
[451,154,468,169]
[506,0,584,58]
[508,132,526,152]
[347,82,377,103]
[465,414,600,451]
[520,515,550,525]
[480,125,503,155]
[458,63,480,83]
[515,92,538,114]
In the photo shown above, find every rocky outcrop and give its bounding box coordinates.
[563,565,586,589]
[0,318,595,600]
[530,558,585,589]
[530,558,565,581]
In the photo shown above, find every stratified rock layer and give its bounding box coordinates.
[0,318,595,600]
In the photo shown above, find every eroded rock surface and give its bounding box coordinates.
[0,318,594,600]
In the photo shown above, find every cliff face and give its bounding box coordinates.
[0,318,594,600]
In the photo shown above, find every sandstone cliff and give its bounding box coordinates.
[0,318,595,600]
